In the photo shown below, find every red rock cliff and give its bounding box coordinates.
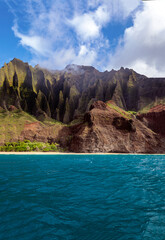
[68,101,164,153]
[137,104,165,136]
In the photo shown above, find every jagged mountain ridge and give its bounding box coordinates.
[1,58,165,123]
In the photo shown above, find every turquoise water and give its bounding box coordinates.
[0,155,165,240]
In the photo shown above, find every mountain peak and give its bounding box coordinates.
[64,64,85,75]
[11,58,24,64]
[11,58,29,68]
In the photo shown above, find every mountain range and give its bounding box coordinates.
[1,58,165,123]
[0,58,165,153]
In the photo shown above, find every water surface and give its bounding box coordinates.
[0,154,165,240]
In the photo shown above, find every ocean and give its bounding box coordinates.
[0,154,165,240]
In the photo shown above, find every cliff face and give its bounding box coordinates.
[1,59,165,124]
[137,105,165,136]
[0,99,165,153]
[67,101,165,153]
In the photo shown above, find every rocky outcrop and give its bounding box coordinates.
[67,101,165,153]
[137,104,165,136]
[1,58,165,153]
[0,101,165,153]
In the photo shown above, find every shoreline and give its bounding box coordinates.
[0,152,164,155]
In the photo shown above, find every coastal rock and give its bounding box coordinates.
[0,101,165,154]
[137,104,165,136]
[68,101,165,153]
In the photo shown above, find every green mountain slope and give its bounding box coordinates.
[1,58,165,123]
[0,107,65,146]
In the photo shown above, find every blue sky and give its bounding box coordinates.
[1,0,165,77]
[0,1,32,64]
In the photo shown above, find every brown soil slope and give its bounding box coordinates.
[68,101,165,153]
[2,102,165,154]
[138,104,165,136]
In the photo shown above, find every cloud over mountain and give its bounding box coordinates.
[5,0,165,77]
[109,0,165,77]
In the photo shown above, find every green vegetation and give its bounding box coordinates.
[69,117,84,126]
[107,103,132,119]
[127,111,137,116]
[0,109,66,149]
[0,140,61,152]
[0,110,39,143]
[2,57,165,125]
[139,98,165,114]
[42,117,64,126]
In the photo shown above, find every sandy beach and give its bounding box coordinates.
[0,152,122,155]
[0,152,164,155]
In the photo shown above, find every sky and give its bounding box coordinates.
[0,0,165,77]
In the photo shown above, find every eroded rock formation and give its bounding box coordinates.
[137,104,165,136]
[1,58,165,124]
[67,101,165,153]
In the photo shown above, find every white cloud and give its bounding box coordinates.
[95,5,110,24]
[68,4,111,41]
[12,24,50,56]
[88,0,140,19]
[76,46,97,66]
[9,0,165,77]
[68,13,100,41]
[108,0,165,77]
[79,45,88,56]
[38,48,76,70]
[7,0,141,70]
[130,60,165,78]
[34,46,97,70]
[120,0,140,18]
[68,0,140,43]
